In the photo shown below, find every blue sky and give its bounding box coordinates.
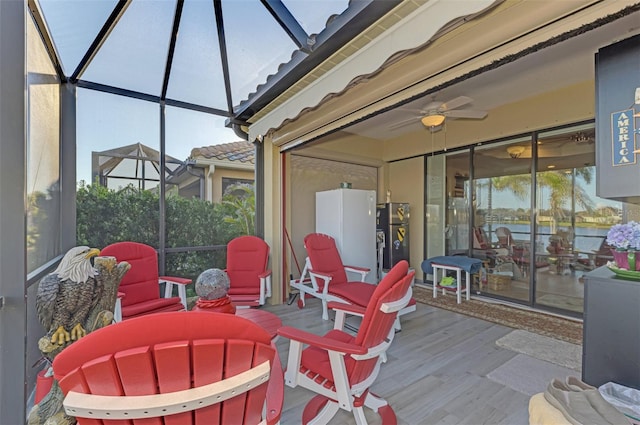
[37,0,349,184]
[76,89,241,184]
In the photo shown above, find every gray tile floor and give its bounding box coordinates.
[263,296,558,424]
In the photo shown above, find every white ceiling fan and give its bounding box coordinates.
[390,95,487,130]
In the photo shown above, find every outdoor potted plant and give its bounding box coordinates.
[606,221,640,271]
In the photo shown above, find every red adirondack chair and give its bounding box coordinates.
[101,241,190,321]
[53,311,284,425]
[279,260,414,425]
[291,233,415,326]
[226,235,272,307]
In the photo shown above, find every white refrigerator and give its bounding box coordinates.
[315,189,377,284]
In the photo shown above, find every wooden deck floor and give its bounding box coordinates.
[263,296,544,425]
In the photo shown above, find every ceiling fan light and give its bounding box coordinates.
[506,146,525,158]
[421,114,445,127]
[573,131,594,144]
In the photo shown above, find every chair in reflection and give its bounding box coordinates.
[473,227,493,253]
[511,244,549,277]
[473,227,509,267]
[574,237,614,271]
[495,227,514,249]
[546,229,576,274]
[546,229,573,255]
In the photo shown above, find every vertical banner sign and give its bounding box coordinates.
[611,109,636,166]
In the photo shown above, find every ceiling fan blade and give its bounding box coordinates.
[439,96,473,112]
[396,107,426,115]
[388,116,420,130]
[422,101,443,112]
[399,100,443,114]
[444,109,487,119]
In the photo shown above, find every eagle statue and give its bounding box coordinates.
[36,246,102,346]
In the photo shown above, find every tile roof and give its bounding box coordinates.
[190,141,254,164]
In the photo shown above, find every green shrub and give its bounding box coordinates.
[76,182,253,281]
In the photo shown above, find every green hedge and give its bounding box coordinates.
[76,182,253,282]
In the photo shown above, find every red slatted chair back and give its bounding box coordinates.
[303,233,349,288]
[473,227,491,249]
[53,312,279,425]
[226,236,269,295]
[350,260,413,385]
[101,242,184,319]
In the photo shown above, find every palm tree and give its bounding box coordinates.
[490,168,594,233]
[218,183,256,236]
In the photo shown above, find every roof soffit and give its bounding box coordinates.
[262,0,639,149]
[194,158,255,170]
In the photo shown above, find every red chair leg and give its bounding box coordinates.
[297,293,313,309]
[377,404,398,424]
[363,391,398,425]
[302,395,339,425]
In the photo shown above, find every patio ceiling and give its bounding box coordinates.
[30,0,402,137]
[345,9,640,142]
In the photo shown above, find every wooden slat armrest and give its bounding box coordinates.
[277,326,366,355]
[258,269,272,279]
[327,302,366,316]
[158,276,191,285]
[63,361,270,420]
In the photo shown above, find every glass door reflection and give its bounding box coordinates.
[472,138,532,302]
[534,125,596,314]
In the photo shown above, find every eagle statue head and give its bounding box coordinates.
[37,246,103,350]
[53,246,100,283]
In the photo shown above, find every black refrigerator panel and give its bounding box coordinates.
[377,203,410,269]
[385,223,410,269]
[377,203,409,227]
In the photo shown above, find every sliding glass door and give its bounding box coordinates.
[534,125,600,314]
[472,138,532,302]
[445,151,471,256]
[424,122,640,315]
[425,123,640,315]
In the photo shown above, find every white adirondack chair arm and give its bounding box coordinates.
[258,271,272,305]
[63,361,270,420]
[160,278,188,310]
[381,286,413,313]
[351,336,393,361]
[308,270,332,296]
[262,273,272,298]
[343,265,369,281]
